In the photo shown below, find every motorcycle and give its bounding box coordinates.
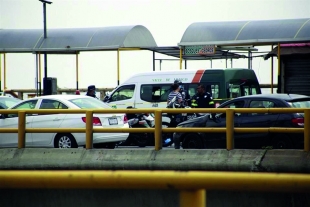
[117,110,154,147]
[117,107,174,147]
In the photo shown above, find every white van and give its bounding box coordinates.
[103,68,261,109]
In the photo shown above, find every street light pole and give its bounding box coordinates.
[39,0,52,95]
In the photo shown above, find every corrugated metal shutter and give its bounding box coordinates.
[283,55,310,96]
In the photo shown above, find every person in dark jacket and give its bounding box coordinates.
[191,84,215,108]
[86,85,97,98]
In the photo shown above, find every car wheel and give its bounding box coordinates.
[54,133,78,148]
[271,135,293,149]
[182,133,203,149]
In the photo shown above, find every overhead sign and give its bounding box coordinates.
[184,45,216,55]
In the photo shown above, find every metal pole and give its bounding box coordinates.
[42,2,48,95]
[160,60,162,71]
[3,53,6,90]
[36,54,39,96]
[85,110,93,149]
[231,58,233,68]
[226,109,234,150]
[153,51,155,71]
[179,48,183,70]
[277,43,281,93]
[43,52,47,95]
[154,110,162,151]
[117,49,120,86]
[76,52,79,90]
[43,3,47,38]
[18,111,26,149]
[0,53,2,92]
[225,57,227,68]
[210,59,212,68]
[248,51,251,69]
[185,60,187,69]
[180,190,206,207]
[271,45,274,94]
[38,52,42,96]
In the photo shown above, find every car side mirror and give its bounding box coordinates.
[103,95,110,102]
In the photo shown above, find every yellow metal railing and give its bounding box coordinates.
[1,170,310,207]
[0,108,309,151]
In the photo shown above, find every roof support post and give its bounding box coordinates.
[179,47,183,70]
[35,54,39,96]
[3,53,6,90]
[277,43,281,93]
[76,52,79,90]
[271,45,274,94]
[0,53,2,92]
[152,51,155,71]
[117,49,120,86]
[38,52,42,96]
[247,51,252,69]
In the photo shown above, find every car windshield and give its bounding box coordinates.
[0,97,21,109]
[69,98,112,109]
[287,100,310,108]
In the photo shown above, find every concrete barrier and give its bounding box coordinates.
[0,148,309,172]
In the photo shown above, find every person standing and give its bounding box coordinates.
[191,84,215,108]
[167,82,183,105]
[86,85,98,98]
[174,80,191,106]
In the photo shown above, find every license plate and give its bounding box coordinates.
[108,118,118,125]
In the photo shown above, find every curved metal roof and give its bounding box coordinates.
[0,25,157,53]
[179,18,310,46]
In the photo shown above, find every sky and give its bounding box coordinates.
[0,0,309,91]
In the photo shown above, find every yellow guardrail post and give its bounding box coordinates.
[226,109,234,150]
[304,109,310,152]
[155,110,162,151]
[86,110,93,149]
[180,189,206,207]
[18,111,26,149]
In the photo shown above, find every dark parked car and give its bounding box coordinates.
[173,94,309,149]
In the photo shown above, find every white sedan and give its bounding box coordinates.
[0,95,129,148]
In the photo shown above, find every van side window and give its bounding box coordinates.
[110,85,135,102]
[228,82,260,98]
[188,83,219,99]
[140,84,171,102]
